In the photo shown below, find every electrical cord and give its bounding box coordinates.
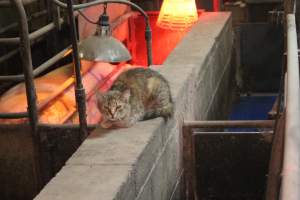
[77,9,98,24]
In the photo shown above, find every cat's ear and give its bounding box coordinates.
[122,89,131,102]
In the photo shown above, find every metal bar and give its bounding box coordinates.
[0,0,36,6]
[0,10,55,35]
[0,10,50,65]
[39,123,97,130]
[9,0,41,191]
[191,128,198,200]
[184,120,275,129]
[32,46,71,76]
[0,48,19,64]
[182,125,195,200]
[52,0,153,66]
[66,0,88,142]
[0,18,64,45]
[265,113,285,200]
[10,0,39,134]
[193,131,273,135]
[145,23,152,66]
[0,46,71,81]
[281,14,300,200]
[0,28,51,65]
[284,0,295,15]
[0,111,28,119]
[0,22,18,35]
[265,34,286,200]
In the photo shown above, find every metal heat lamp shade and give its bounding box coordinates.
[78,34,131,62]
[78,13,131,63]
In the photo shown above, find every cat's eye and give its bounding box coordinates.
[116,105,121,110]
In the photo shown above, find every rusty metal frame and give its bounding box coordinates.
[182,119,275,200]
[8,0,39,136]
[184,120,275,129]
[182,124,198,200]
[0,0,154,145]
[8,0,42,190]
[0,4,67,81]
[0,0,89,143]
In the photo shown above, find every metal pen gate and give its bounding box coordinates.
[182,120,275,200]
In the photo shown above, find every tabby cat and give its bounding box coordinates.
[96,68,173,128]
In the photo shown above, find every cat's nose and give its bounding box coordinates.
[110,113,115,119]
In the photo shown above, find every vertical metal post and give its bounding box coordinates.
[145,22,152,66]
[265,113,285,200]
[66,0,88,141]
[182,125,198,200]
[10,0,41,191]
[284,0,295,15]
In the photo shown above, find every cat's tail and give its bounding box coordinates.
[142,104,174,121]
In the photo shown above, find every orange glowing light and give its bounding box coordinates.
[156,0,198,30]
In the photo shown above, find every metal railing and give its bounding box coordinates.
[0,7,69,82]
[6,0,42,191]
[0,0,87,190]
[0,0,151,189]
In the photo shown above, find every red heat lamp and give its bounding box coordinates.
[156,0,198,30]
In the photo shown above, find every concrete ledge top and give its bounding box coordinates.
[35,12,232,200]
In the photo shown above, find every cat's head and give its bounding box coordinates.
[96,89,131,122]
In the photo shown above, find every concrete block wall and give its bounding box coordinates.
[35,12,233,200]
